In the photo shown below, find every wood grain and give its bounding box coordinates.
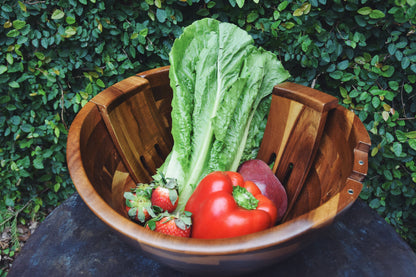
[284,106,371,221]
[257,82,339,222]
[91,75,172,184]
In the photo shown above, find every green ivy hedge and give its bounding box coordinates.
[1,0,415,252]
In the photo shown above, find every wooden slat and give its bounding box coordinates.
[258,82,339,222]
[284,106,371,221]
[92,75,172,184]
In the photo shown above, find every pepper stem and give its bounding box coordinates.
[232,186,259,210]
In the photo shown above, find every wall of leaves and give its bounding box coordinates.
[1,0,415,250]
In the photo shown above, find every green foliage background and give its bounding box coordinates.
[1,0,415,259]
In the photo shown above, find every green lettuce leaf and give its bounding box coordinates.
[161,18,290,210]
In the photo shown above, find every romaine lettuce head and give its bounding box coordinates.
[160,18,290,210]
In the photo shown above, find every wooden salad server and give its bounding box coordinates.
[91,66,173,184]
[257,82,339,222]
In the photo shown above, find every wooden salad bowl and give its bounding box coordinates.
[66,66,370,276]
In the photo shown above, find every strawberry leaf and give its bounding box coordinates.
[174,219,186,230]
[136,208,147,223]
[146,206,157,218]
[152,205,164,214]
[184,211,192,217]
[169,189,178,205]
[165,178,177,189]
[123,192,136,201]
[134,183,153,197]
[128,207,137,218]
[146,220,156,230]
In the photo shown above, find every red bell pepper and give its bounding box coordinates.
[185,171,278,239]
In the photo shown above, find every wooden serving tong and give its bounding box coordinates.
[257,82,338,222]
[91,67,173,184]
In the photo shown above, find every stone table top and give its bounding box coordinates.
[8,193,416,277]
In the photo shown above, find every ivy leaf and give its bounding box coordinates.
[156,9,167,23]
[282,22,295,29]
[96,79,105,88]
[4,21,12,28]
[41,38,49,49]
[329,71,343,79]
[404,84,413,93]
[370,10,385,19]
[13,20,26,30]
[278,1,289,11]
[155,0,162,8]
[396,130,407,142]
[140,28,148,37]
[392,142,403,157]
[371,147,379,157]
[33,157,44,169]
[34,52,45,60]
[357,7,372,15]
[386,132,395,143]
[64,26,77,37]
[9,81,20,88]
[369,198,381,209]
[337,60,349,70]
[10,116,21,125]
[5,197,15,207]
[54,183,60,192]
[382,111,389,121]
[339,87,348,98]
[0,65,7,75]
[411,64,416,73]
[247,11,258,23]
[384,169,393,181]
[6,53,13,65]
[405,131,416,139]
[52,9,65,20]
[7,29,20,38]
[372,96,381,108]
[388,44,397,55]
[395,50,403,61]
[18,1,27,12]
[236,0,245,8]
[66,16,76,25]
[388,81,399,90]
[409,139,416,151]
[401,57,410,69]
[293,8,304,17]
[293,3,311,16]
[21,124,33,133]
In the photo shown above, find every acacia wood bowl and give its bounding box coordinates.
[66,66,370,276]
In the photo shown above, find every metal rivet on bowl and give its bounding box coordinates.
[348,189,354,195]
[358,160,364,165]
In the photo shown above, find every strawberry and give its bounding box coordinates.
[151,186,178,212]
[124,183,156,223]
[151,173,179,212]
[123,173,181,227]
[146,211,192,238]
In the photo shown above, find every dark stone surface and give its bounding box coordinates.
[8,193,416,277]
